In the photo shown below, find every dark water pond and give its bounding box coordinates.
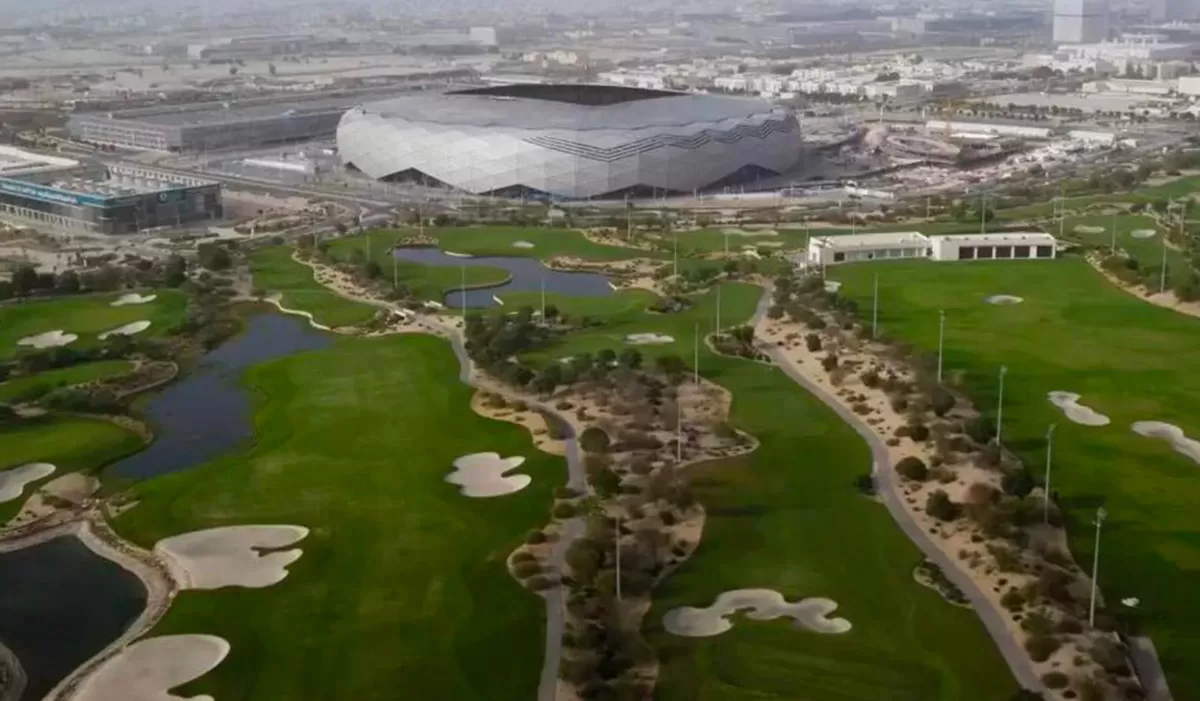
[107,313,330,480]
[392,248,613,309]
[0,537,146,701]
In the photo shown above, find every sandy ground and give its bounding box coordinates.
[16,330,77,348]
[446,453,531,497]
[1048,391,1111,427]
[663,589,850,637]
[757,313,1103,696]
[1131,422,1200,465]
[9,473,99,527]
[580,229,658,252]
[71,635,229,701]
[0,463,54,503]
[985,295,1024,305]
[1088,255,1200,321]
[625,333,675,345]
[471,394,566,456]
[154,525,309,590]
[109,293,157,307]
[98,320,151,340]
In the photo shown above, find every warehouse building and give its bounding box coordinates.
[806,231,1057,267]
[0,164,221,234]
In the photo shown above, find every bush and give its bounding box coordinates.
[580,426,611,453]
[909,423,930,442]
[555,487,579,499]
[896,456,929,481]
[965,416,996,444]
[931,386,956,417]
[1024,634,1061,662]
[1001,589,1026,612]
[805,333,821,352]
[1042,672,1070,689]
[526,575,554,591]
[513,561,541,578]
[821,354,838,372]
[891,395,909,412]
[525,530,547,545]
[553,502,576,519]
[926,489,961,521]
[861,370,881,388]
[1056,617,1084,635]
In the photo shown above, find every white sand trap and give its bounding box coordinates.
[512,240,535,249]
[110,292,158,306]
[17,330,77,348]
[265,297,333,332]
[1048,392,1111,426]
[446,452,530,497]
[1074,225,1105,234]
[154,525,309,590]
[721,228,778,237]
[985,295,1023,305]
[73,635,229,701]
[625,333,675,345]
[1131,229,1157,239]
[0,463,55,503]
[444,250,472,258]
[664,589,851,637]
[98,320,151,340]
[1132,421,1200,466]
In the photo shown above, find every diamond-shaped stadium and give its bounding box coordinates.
[336,84,802,200]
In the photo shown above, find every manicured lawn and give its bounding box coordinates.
[0,416,144,522]
[829,258,1200,700]
[431,226,665,261]
[249,247,378,327]
[114,333,562,701]
[0,360,134,404]
[0,290,186,359]
[328,233,511,301]
[1051,213,1189,272]
[522,285,1016,700]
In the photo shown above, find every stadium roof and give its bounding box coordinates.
[355,84,789,131]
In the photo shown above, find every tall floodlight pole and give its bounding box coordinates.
[676,400,682,462]
[1160,225,1169,294]
[1110,212,1117,255]
[1089,507,1108,627]
[1057,188,1065,240]
[716,284,722,339]
[540,270,546,321]
[460,265,466,319]
[871,273,879,339]
[936,309,946,384]
[925,196,931,223]
[615,513,622,603]
[693,321,700,385]
[996,365,1008,445]
[1043,423,1057,525]
[392,249,398,290]
[979,193,987,235]
[673,229,679,280]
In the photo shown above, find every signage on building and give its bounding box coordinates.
[0,178,108,207]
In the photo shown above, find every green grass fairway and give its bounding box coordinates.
[519,283,762,366]
[0,290,186,359]
[328,233,510,301]
[114,333,562,701]
[0,360,133,404]
[0,416,144,521]
[829,258,1200,699]
[522,285,1015,700]
[1053,213,1189,271]
[430,226,665,261]
[249,247,378,327]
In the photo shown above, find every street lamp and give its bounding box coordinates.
[871,273,879,339]
[995,365,1007,445]
[936,309,945,385]
[1089,506,1108,627]
[1043,423,1057,525]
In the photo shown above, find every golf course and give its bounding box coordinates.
[0,290,186,358]
[829,256,1200,700]
[113,333,564,701]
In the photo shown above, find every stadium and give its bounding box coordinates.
[336,84,803,200]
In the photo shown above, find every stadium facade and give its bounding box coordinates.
[336,84,802,200]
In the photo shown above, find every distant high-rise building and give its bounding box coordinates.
[1151,0,1200,22]
[1054,0,1110,43]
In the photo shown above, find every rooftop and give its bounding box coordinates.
[935,232,1055,242]
[811,232,930,248]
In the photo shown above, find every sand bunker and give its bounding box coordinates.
[1131,421,1200,465]
[985,295,1024,305]
[512,241,535,249]
[1074,225,1105,234]
[625,333,675,345]
[110,293,158,306]
[445,452,530,497]
[17,330,77,348]
[155,525,309,590]
[0,462,55,503]
[98,320,151,340]
[1048,392,1111,426]
[663,589,851,637]
[72,634,229,701]
[1131,229,1157,239]
[444,250,472,258]
[721,228,777,237]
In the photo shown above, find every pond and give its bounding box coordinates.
[391,248,613,309]
[107,313,330,480]
[0,537,147,701]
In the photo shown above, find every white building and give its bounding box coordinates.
[1177,75,1200,95]
[925,120,1051,139]
[1054,0,1110,44]
[469,27,498,46]
[806,232,1057,266]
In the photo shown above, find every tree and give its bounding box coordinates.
[197,243,232,271]
[931,386,955,417]
[228,66,238,76]
[896,456,928,481]
[596,348,617,369]
[654,354,686,381]
[926,490,961,521]
[580,426,611,453]
[12,265,38,297]
[163,255,187,287]
[592,467,622,497]
[268,62,278,77]
[363,261,382,279]
[618,348,643,370]
[543,304,559,322]
[532,363,562,395]
[56,270,80,295]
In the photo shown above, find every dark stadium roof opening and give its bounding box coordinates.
[336,83,803,201]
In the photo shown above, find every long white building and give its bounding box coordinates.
[806,232,1058,267]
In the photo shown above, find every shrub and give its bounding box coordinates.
[861,369,881,388]
[890,395,909,412]
[1077,676,1106,701]
[805,333,821,352]
[926,489,961,521]
[896,456,929,481]
[1001,589,1026,612]
[931,386,956,417]
[1042,672,1070,690]
[821,354,839,372]
[552,502,576,519]
[554,487,579,499]
[525,575,554,591]
[525,530,548,545]
[1024,634,1061,662]
[513,561,542,578]
[964,416,996,444]
[580,426,611,453]
[512,551,537,563]
[909,423,930,442]
[1057,617,1084,635]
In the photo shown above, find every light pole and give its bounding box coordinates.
[460,265,466,319]
[1160,226,1168,294]
[995,365,1007,445]
[871,273,879,339]
[1109,212,1117,255]
[693,321,700,385]
[1089,506,1108,627]
[980,194,987,235]
[1043,423,1057,525]
[615,513,622,603]
[540,270,546,321]
[936,309,945,384]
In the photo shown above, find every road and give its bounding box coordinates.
[747,289,1044,693]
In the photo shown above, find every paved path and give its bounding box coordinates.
[1129,637,1175,701]
[748,289,1043,693]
